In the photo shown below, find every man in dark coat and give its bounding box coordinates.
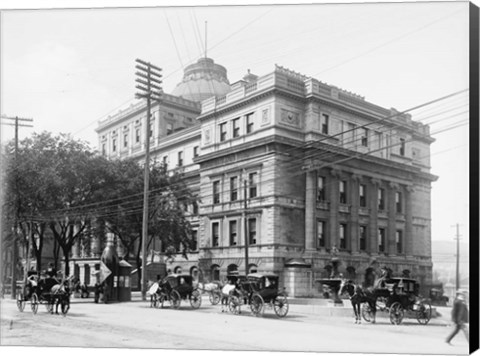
[446,290,469,345]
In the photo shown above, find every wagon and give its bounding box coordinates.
[361,277,432,325]
[151,274,202,309]
[17,274,70,316]
[240,273,289,317]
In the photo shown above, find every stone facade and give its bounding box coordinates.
[94,60,437,296]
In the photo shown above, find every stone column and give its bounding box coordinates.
[369,178,380,253]
[405,185,414,257]
[328,169,340,250]
[350,174,361,253]
[305,170,316,250]
[388,182,398,255]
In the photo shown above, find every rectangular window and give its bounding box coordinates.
[213,181,220,204]
[378,188,385,210]
[378,228,386,252]
[361,128,369,147]
[359,225,367,251]
[339,223,347,249]
[246,112,254,134]
[149,124,153,138]
[321,114,329,134]
[219,122,227,142]
[191,230,198,251]
[317,221,326,248]
[396,191,402,213]
[248,218,257,245]
[249,172,258,198]
[193,146,199,158]
[135,129,140,143]
[400,138,405,156]
[178,151,183,167]
[230,176,238,201]
[339,180,347,204]
[359,184,367,207]
[124,134,128,148]
[317,176,326,201]
[192,202,198,215]
[232,118,240,138]
[229,220,237,246]
[162,155,168,166]
[112,139,117,152]
[102,143,106,156]
[396,230,403,254]
[212,222,219,247]
[167,123,173,135]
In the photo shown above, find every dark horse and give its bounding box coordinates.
[340,280,380,324]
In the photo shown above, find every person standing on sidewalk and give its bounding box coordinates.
[445,290,469,345]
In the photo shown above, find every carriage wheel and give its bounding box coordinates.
[250,294,264,317]
[228,295,241,315]
[190,290,202,309]
[170,290,181,309]
[389,302,404,325]
[16,292,25,312]
[273,294,289,318]
[61,297,70,316]
[361,303,373,323]
[209,290,221,305]
[30,293,39,315]
[416,300,432,325]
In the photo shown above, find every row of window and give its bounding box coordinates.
[212,172,258,204]
[321,114,406,156]
[317,177,403,213]
[218,112,255,142]
[317,221,403,254]
[211,218,257,247]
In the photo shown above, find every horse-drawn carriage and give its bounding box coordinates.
[361,277,432,325]
[227,273,289,318]
[149,274,202,309]
[16,273,71,316]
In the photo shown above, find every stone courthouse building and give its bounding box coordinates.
[91,56,437,297]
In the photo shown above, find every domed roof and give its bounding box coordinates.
[171,57,231,102]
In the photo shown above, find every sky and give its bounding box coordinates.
[0,0,472,247]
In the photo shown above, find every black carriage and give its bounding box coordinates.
[151,274,201,309]
[362,277,432,325]
[17,274,71,316]
[229,273,288,317]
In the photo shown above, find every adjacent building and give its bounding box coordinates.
[89,57,437,297]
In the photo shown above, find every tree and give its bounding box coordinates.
[103,160,198,289]
[2,132,121,276]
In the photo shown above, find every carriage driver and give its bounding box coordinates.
[374,266,390,289]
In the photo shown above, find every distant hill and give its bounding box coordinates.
[431,240,469,285]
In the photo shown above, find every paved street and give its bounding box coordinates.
[0,295,469,355]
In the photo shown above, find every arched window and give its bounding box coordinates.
[248,264,258,274]
[346,266,356,281]
[174,266,182,274]
[190,266,199,281]
[211,264,220,281]
[227,264,238,274]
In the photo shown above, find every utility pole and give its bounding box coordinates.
[244,179,249,276]
[0,116,33,299]
[454,223,461,291]
[135,59,162,301]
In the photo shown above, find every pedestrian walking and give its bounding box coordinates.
[445,290,469,345]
